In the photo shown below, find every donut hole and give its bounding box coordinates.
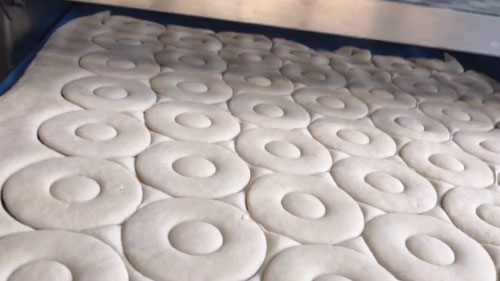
[313,274,352,281]
[303,71,326,81]
[476,204,500,228]
[370,90,395,100]
[265,140,301,158]
[479,140,500,154]
[415,83,438,94]
[50,176,101,203]
[180,56,206,66]
[253,103,285,118]
[168,220,223,255]
[75,123,118,141]
[336,129,370,145]
[364,172,405,193]
[246,76,272,86]
[172,156,217,178]
[442,108,471,122]
[281,192,326,219]
[9,260,72,281]
[240,53,263,62]
[116,38,143,46]
[106,58,136,69]
[177,81,209,93]
[93,86,129,100]
[395,116,425,132]
[175,113,212,129]
[317,96,345,109]
[405,235,455,266]
[429,154,465,172]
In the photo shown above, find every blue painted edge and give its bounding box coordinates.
[1,2,498,96]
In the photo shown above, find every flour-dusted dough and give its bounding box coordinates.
[80,50,160,78]
[221,47,282,69]
[236,128,332,174]
[293,87,368,119]
[3,157,142,230]
[262,245,398,281]
[434,72,494,96]
[281,62,346,88]
[393,76,458,101]
[136,141,250,198]
[216,31,272,50]
[155,47,226,73]
[123,198,266,281]
[223,65,294,95]
[309,118,397,158]
[159,29,223,52]
[62,76,156,112]
[454,130,500,165]
[151,71,232,104]
[0,230,128,281]
[373,55,430,77]
[92,32,163,53]
[102,15,166,35]
[326,46,372,65]
[364,213,496,281]
[400,140,494,188]
[349,80,417,109]
[229,93,310,129]
[247,173,364,244]
[272,39,329,65]
[145,101,240,142]
[331,157,437,213]
[38,110,150,158]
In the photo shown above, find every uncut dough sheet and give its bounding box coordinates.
[1,11,500,281]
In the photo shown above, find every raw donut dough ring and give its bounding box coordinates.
[62,76,156,112]
[0,230,128,281]
[221,47,282,69]
[159,29,222,52]
[102,15,166,35]
[92,32,163,53]
[393,76,458,101]
[413,57,464,74]
[443,187,500,246]
[454,130,500,165]
[371,108,450,142]
[309,118,397,158]
[2,157,142,230]
[281,62,346,88]
[136,141,250,198]
[145,101,240,142]
[247,173,364,244]
[272,39,329,65]
[331,157,437,213]
[333,63,391,84]
[38,110,150,158]
[400,140,494,188]
[155,48,226,73]
[349,80,417,109]
[123,198,266,281]
[292,87,368,119]
[223,65,294,95]
[327,46,372,65]
[434,72,494,95]
[216,31,272,50]
[262,245,398,281]
[372,55,430,77]
[150,71,232,104]
[236,128,332,174]
[420,100,494,132]
[229,93,310,129]
[363,213,496,281]
[79,50,160,78]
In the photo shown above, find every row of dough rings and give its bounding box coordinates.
[331,157,437,213]
[363,213,496,281]
[235,128,332,174]
[247,173,364,244]
[2,157,142,230]
[0,230,128,281]
[151,71,233,104]
[393,76,459,101]
[443,187,500,246]
[159,29,223,52]
[92,32,164,53]
[281,62,347,89]
[136,141,250,198]
[62,76,156,112]
[309,118,397,158]
[419,100,494,132]
[223,66,294,95]
[145,101,240,142]
[263,245,398,281]
[332,63,392,84]
[155,47,227,73]
[454,130,500,165]
[349,80,417,110]
[325,46,372,65]
[123,198,266,281]
[371,108,450,142]
[80,50,160,79]
[372,55,431,77]
[271,39,329,65]
[221,47,283,69]
[412,56,464,74]
[102,15,166,35]
[292,87,368,119]
[433,72,494,96]
[38,110,150,158]
[216,31,273,50]
[400,140,494,188]
[229,93,310,129]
